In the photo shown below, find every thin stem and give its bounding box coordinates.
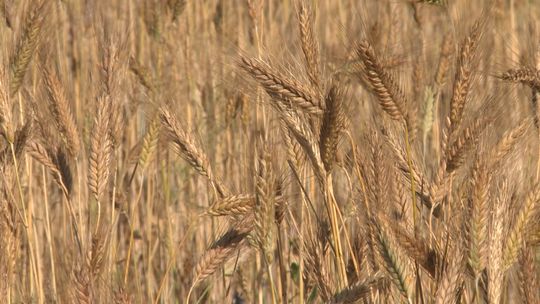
[404,125,418,231]
[326,174,348,288]
[266,257,278,304]
[123,175,145,286]
[10,143,40,301]
[155,218,199,304]
[42,168,58,301]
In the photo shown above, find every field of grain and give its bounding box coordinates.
[0,0,539,303]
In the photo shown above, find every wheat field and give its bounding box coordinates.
[0,0,539,303]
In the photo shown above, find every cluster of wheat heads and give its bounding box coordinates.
[0,0,540,303]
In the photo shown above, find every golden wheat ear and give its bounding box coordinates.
[159,106,229,197]
[10,0,48,97]
[42,65,81,158]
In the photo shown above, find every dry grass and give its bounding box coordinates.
[0,0,540,303]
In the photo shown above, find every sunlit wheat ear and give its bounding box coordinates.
[239,56,322,115]
[296,0,321,91]
[113,288,132,304]
[503,184,540,270]
[0,69,14,143]
[302,237,332,301]
[372,218,411,302]
[282,124,306,169]
[422,87,435,153]
[0,121,31,169]
[519,245,539,303]
[435,252,464,304]
[253,146,276,262]
[99,39,126,146]
[467,157,490,277]
[319,83,347,172]
[89,231,106,279]
[444,115,488,173]
[128,57,155,93]
[169,0,187,22]
[330,275,389,304]
[383,216,439,278]
[435,34,454,88]
[383,130,432,206]
[9,0,47,96]
[273,99,326,184]
[89,96,113,202]
[500,67,540,88]
[159,106,228,197]
[207,194,255,217]
[191,215,253,287]
[447,19,483,134]
[137,116,160,171]
[43,66,81,158]
[27,141,70,197]
[356,40,408,123]
[72,267,92,304]
[487,118,532,169]
[500,68,540,128]
[418,0,446,5]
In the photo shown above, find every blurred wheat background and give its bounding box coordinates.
[0,0,540,303]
